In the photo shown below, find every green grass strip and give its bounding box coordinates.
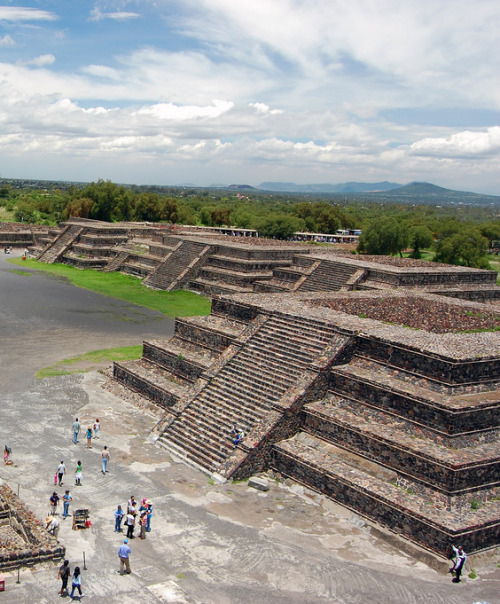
[36,345,143,379]
[8,258,211,317]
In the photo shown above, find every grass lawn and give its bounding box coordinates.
[36,345,143,378]
[8,258,211,317]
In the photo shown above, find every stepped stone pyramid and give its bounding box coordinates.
[33,219,500,555]
[114,288,500,556]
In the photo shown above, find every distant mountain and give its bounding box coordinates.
[258,181,402,193]
[382,182,454,196]
[379,181,500,202]
[228,184,257,191]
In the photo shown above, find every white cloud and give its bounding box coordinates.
[0,35,14,47]
[136,100,234,121]
[82,65,122,80]
[410,128,500,158]
[26,54,56,67]
[249,103,283,115]
[89,8,140,21]
[0,7,58,21]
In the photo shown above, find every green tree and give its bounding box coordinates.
[408,225,434,259]
[210,207,231,226]
[479,222,500,248]
[255,214,304,240]
[434,228,488,267]
[358,219,410,257]
[63,197,95,219]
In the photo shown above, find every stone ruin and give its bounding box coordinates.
[0,482,64,571]
[32,218,500,556]
[112,290,500,557]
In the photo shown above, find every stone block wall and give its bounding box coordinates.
[272,448,500,555]
[0,484,65,571]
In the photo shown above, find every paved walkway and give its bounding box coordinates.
[0,252,499,603]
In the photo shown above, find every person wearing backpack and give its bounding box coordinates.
[58,560,71,596]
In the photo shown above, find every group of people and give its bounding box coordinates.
[72,417,100,448]
[49,488,73,519]
[58,560,83,599]
[115,495,153,540]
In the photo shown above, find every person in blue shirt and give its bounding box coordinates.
[118,539,132,575]
[114,505,124,532]
[70,566,83,599]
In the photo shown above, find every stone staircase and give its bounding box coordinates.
[114,313,246,412]
[103,250,130,272]
[255,256,363,293]
[36,224,84,264]
[271,351,500,554]
[143,240,211,290]
[297,259,360,292]
[155,314,344,472]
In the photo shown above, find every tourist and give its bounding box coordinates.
[94,418,100,439]
[62,489,72,519]
[70,566,83,599]
[58,560,71,596]
[126,511,136,539]
[4,444,11,464]
[57,460,66,486]
[114,505,124,532]
[45,515,60,540]
[75,460,83,486]
[72,418,80,444]
[127,495,137,514]
[139,511,147,539]
[86,425,93,448]
[146,500,153,532]
[50,491,60,515]
[118,538,132,575]
[101,446,110,474]
[452,546,467,583]
[233,431,245,448]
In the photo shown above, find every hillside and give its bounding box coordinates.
[258,181,402,193]
[377,182,500,204]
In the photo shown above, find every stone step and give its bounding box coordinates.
[144,339,214,371]
[189,278,254,295]
[271,432,500,555]
[165,418,232,458]
[267,313,341,338]
[208,255,291,271]
[253,280,294,293]
[157,433,223,471]
[228,351,304,382]
[330,363,500,435]
[244,337,320,367]
[304,394,500,494]
[113,360,189,409]
[204,375,281,407]
[216,366,293,400]
[198,265,274,284]
[191,389,269,426]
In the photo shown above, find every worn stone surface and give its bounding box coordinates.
[248,476,270,491]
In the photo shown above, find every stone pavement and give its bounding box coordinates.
[0,252,499,603]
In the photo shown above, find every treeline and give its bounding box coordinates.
[1,179,500,269]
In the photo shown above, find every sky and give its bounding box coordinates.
[0,1,499,194]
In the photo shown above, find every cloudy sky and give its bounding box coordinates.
[0,1,499,193]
